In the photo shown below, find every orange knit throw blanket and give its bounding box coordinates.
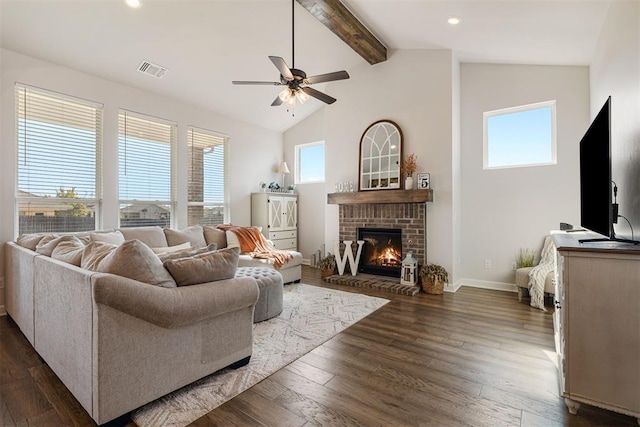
[217,225,292,269]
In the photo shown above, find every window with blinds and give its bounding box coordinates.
[187,126,229,226]
[119,110,176,228]
[15,84,103,235]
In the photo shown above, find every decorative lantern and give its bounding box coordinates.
[401,251,418,286]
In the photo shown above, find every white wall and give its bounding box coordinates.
[283,110,326,260]
[285,49,456,276]
[460,64,590,288]
[0,49,283,309]
[590,0,640,240]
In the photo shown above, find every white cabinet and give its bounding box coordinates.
[552,231,640,423]
[251,193,297,250]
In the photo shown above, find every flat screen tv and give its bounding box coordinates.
[579,96,612,238]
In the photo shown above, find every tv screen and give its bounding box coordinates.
[580,97,612,237]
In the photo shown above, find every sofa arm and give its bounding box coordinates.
[92,273,259,328]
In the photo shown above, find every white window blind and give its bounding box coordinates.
[15,84,103,235]
[118,110,176,228]
[187,126,229,226]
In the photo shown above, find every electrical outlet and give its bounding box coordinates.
[484,259,491,269]
[511,261,517,271]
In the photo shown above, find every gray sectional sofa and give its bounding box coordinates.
[4,225,302,425]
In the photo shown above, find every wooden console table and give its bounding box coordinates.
[552,231,640,423]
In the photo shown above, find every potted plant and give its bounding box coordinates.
[420,263,449,294]
[287,184,296,193]
[404,153,417,189]
[317,253,336,278]
[259,181,267,192]
[515,248,536,268]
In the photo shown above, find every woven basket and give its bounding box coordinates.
[320,268,335,279]
[421,277,444,295]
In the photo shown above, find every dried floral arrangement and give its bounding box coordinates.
[404,153,418,178]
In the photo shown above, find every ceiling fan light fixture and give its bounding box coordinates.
[295,89,309,104]
[284,95,297,109]
[278,87,293,102]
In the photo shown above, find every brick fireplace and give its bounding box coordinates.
[337,202,427,267]
[328,190,432,278]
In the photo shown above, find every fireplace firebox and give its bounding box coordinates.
[358,228,402,277]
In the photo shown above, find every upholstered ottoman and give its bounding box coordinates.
[236,267,284,322]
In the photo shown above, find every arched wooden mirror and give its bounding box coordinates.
[359,120,403,191]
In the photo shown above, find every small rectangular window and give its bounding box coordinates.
[484,100,556,169]
[187,126,229,227]
[295,141,325,184]
[118,110,176,228]
[15,84,103,235]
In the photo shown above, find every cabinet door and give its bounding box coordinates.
[268,196,283,231]
[284,197,297,230]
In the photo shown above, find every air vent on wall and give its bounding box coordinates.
[137,60,168,79]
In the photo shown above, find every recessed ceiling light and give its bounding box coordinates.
[448,17,460,25]
[124,0,141,9]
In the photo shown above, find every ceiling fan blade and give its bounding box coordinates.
[269,56,294,81]
[302,87,336,105]
[304,70,350,85]
[271,96,283,107]
[232,81,283,85]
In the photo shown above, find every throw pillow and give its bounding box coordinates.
[203,226,227,248]
[164,225,207,249]
[90,231,125,245]
[81,241,118,270]
[35,235,78,257]
[16,233,46,250]
[156,243,217,263]
[51,237,85,266]
[96,239,177,288]
[151,242,191,254]
[119,226,167,248]
[163,247,239,287]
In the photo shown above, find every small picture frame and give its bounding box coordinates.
[417,173,430,189]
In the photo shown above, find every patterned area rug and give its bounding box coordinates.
[131,283,389,427]
[324,273,420,296]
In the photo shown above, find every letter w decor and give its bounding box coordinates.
[334,240,365,276]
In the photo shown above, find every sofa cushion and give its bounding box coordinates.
[51,237,85,266]
[36,235,79,257]
[90,231,125,245]
[119,226,167,248]
[157,243,217,263]
[16,233,46,250]
[238,250,303,269]
[164,247,239,287]
[203,226,227,249]
[164,225,207,249]
[81,241,118,270]
[152,242,191,254]
[95,239,177,288]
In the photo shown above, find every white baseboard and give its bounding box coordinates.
[458,278,517,293]
[444,280,463,293]
[302,259,311,266]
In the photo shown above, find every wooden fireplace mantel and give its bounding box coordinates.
[327,189,433,205]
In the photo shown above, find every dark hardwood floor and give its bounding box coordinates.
[1,265,636,426]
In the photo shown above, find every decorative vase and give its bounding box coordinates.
[405,176,414,190]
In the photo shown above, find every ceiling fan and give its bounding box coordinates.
[232,0,350,109]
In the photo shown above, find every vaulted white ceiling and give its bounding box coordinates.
[0,0,611,132]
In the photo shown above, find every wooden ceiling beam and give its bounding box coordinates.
[296,0,387,65]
